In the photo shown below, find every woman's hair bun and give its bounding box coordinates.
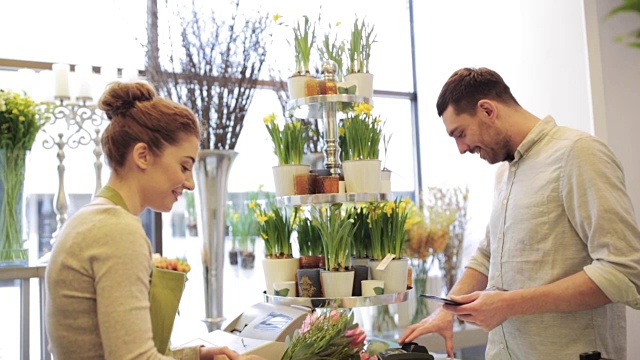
[98,81,157,119]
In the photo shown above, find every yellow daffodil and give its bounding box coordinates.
[273,14,282,22]
[263,112,277,124]
[248,200,257,209]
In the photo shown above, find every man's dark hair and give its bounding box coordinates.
[436,67,520,117]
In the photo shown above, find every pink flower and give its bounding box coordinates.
[346,326,366,350]
[299,313,319,335]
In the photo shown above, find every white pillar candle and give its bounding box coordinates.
[52,63,70,99]
[75,64,93,100]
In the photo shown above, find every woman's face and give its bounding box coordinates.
[144,135,199,212]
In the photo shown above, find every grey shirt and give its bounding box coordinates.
[466,117,640,360]
[45,201,200,360]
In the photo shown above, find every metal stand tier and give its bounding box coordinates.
[276,192,390,207]
[263,287,413,309]
[287,94,372,177]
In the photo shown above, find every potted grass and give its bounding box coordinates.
[368,198,412,294]
[311,203,357,297]
[283,15,317,99]
[264,113,310,196]
[251,197,300,295]
[345,17,377,99]
[340,103,384,193]
[295,215,324,297]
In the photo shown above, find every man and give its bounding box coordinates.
[399,67,640,359]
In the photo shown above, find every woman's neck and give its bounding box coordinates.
[104,178,144,215]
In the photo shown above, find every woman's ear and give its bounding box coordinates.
[131,142,151,170]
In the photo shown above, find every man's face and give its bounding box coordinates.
[442,104,513,164]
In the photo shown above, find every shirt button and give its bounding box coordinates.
[510,167,516,172]
[495,272,501,277]
[502,200,507,205]
[500,344,505,349]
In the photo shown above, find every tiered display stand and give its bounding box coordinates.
[266,90,414,309]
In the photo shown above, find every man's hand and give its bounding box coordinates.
[446,290,510,331]
[398,307,456,358]
[199,346,240,360]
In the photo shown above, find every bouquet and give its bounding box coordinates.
[150,254,191,354]
[282,309,371,360]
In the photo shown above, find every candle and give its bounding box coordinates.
[75,64,93,100]
[52,63,70,99]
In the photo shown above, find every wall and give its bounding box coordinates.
[583,0,640,357]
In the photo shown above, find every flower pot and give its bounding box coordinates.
[228,249,239,265]
[342,159,381,193]
[380,169,392,196]
[315,175,339,194]
[320,270,355,298]
[369,257,409,294]
[272,164,310,197]
[345,72,374,100]
[287,74,315,100]
[240,251,255,269]
[262,257,299,295]
[297,268,323,297]
[351,265,369,296]
[299,255,324,269]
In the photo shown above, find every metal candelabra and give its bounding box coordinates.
[39,96,108,245]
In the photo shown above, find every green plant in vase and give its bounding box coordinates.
[264,113,309,165]
[0,90,49,264]
[351,205,371,260]
[252,197,298,259]
[340,103,383,161]
[297,215,323,254]
[293,15,316,76]
[347,17,377,75]
[368,198,412,261]
[318,22,347,81]
[311,203,356,272]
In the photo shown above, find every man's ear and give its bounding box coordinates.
[477,100,498,122]
[131,142,151,170]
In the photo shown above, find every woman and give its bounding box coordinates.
[45,81,240,359]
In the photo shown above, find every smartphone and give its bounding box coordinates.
[419,294,465,306]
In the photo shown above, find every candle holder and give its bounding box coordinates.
[38,97,108,252]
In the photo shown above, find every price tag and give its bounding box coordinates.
[375,253,396,271]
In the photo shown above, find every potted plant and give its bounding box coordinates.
[311,203,357,297]
[0,90,49,265]
[251,198,299,295]
[340,103,384,193]
[264,112,311,196]
[345,17,377,99]
[368,198,412,294]
[318,22,347,82]
[282,15,317,99]
[228,197,260,269]
[296,215,324,269]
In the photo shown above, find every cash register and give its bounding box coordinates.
[177,302,310,358]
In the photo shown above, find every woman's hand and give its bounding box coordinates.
[199,346,240,360]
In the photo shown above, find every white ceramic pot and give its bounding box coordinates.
[272,164,310,197]
[380,169,392,195]
[287,74,314,100]
[369,257,409,294]
[342,159,381,194]
[344,72,374,100]
[320,270,355,297]
[262,257,300,295]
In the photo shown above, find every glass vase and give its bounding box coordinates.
[412,273,431,324]
[0,149,28,267]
